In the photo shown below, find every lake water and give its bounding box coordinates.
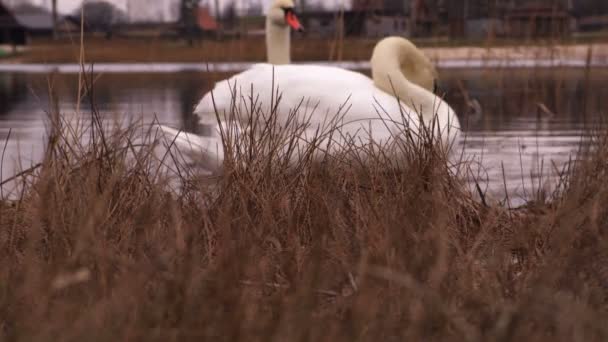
[1,66,607,205]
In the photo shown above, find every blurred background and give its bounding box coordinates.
[0,0,607,204]
[0,0,607,47]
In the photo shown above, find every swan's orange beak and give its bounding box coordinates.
[285,10,304,32]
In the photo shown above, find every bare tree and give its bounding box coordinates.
[214,0,221,39]
[180,0,199,45]
[223,2,237,29]
[76,1,128,39]
[52,0,58,39]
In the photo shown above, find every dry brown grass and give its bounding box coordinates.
[13,37,376,63]
[0,73,607,341]
[10,36,608,64]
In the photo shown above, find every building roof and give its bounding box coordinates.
[13,13,54,30]
[0,3,22,29]
[9,4,55,30]
[1,4,67,31]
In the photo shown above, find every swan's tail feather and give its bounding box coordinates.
[156,125,225,173]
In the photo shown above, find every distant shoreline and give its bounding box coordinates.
[0,58,606,74]
[1,39,607,67]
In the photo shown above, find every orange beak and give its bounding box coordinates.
[285,11,304,32]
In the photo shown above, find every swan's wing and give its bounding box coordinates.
[271,66,421,139]
[193,64,373,120]
[156,125,224,173]
[192,63,423,145]
[193,64,275,123]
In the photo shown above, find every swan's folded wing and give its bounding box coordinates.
[157,125,225,173]
[193,64,276,124]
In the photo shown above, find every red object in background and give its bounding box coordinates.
[197,6,218,31]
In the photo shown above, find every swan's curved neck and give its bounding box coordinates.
[371,38,456,140]
[266,19,290,65]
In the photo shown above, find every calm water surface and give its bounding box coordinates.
[1,67,607,204]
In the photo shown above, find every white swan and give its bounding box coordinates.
[159,0,303,167]
[160,37,460,172]
[191,0,302,137]
[265,0,303,64]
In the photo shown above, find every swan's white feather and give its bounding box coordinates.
[157,125,225,172]
[194,63,421,143]
[161,37,461,174]
[163,63,453,173]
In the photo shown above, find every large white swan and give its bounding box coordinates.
[160,37,460,172]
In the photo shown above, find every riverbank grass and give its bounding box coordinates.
[0,95,607,341]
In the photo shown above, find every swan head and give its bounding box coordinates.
[371,37,438,92]
[371,37,460,148]
[398,45,438,93]
[267,0,304,32]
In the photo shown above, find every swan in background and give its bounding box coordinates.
[266,0,304,64]
[159,37,460,173]
[194,0,303,136]
[161,0,303,165]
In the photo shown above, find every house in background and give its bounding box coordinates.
[444,1,502,39]
[125,0,179,23]
[0,3,25,46]
[409,0,443,37]
[504,5,570,38]
[464,18,504,40]
[4,3,79,39]
[301,11,342,38]
[303,4,409,40]
[236,15,265,37]
[350,0,443,38]
[445,0,572,40]
[302,10,395,39]
[364,14,408,38]
[0,3,27,48]
[571,1,608,33]
[576,15,608,32]
[11,4,55,37]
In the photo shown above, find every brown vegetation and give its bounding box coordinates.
[0,79,607,341]
[8,36,377,63]
[7,36,608,64]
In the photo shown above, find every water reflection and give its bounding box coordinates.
[0,68,607,204]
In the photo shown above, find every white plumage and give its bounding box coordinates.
[158,37,460,173]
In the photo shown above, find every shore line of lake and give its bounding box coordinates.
[2,39,607,65]
[0,58,606,74]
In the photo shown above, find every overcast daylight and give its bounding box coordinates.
[1,0,608,340]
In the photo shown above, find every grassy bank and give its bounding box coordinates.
[4,36,608,64]
[0,90,607,340]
